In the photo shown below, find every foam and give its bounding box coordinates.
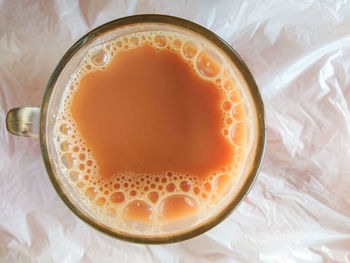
[53,30,255,234]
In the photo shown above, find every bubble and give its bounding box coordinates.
[79,163,85,170]
[214,174,231,195]
[107,208,117,217]
[236,148,246,162]
[154,35,166,47]
[232,104,246,121]
[225,117,233,125]
[130,36,139,46]
[223,101,232,111]
[60,124,71,135]
[182,41,198,58]
[232,122,247,146]
[204,182,211,191]
[60,141,72,152]
[69,171,81,182]
[196,49,222,78]
[116,41,122,47]
[110,192,125,203]
[224,79,235,90]
[85,187,97,200]
[159,194,198,221]
[180,180,191,192]
[123,200,152,223]
[61,153,76,169]
[166,183,176,192]
[96,197,106,206]
[173,39,181,48]
[148,191,159,203]
[79,153,86,161]
[130,190,137,196]
[193,187,200,195]
[91,49,109,66]
[77,182,85,188]
[230,90,242,103]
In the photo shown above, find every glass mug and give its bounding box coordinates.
[5,15,265,244]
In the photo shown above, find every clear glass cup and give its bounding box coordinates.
[5,14,265,244]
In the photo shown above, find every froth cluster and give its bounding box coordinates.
[53,30,253,234]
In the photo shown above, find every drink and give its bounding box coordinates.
[53,30,254,234]
[5,15,265,243]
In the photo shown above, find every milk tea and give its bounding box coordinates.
[54,30,253,234]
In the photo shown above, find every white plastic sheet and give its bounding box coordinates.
[1,0,350,262]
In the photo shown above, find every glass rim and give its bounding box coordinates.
[39,14,266,244]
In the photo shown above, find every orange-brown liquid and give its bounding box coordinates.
[71,45,233,178]
[55,32,250,229]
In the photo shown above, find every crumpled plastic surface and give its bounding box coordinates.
[1,0,350,262]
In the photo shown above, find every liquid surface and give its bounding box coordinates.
[71,45,233,178]
[54,31,252,234]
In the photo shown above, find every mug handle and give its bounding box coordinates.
[6,107,40,138]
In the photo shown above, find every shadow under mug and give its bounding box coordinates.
[5,14,266,244]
